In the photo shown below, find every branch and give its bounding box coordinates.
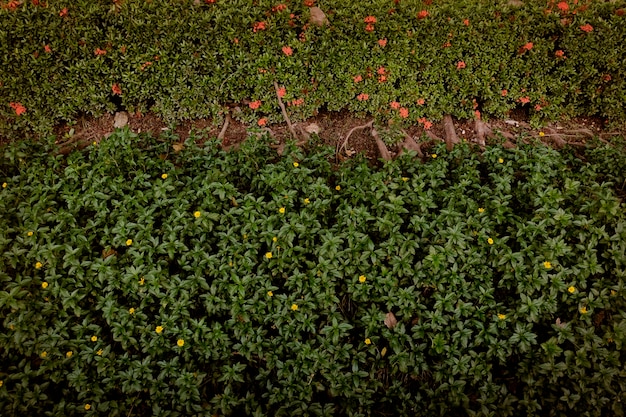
[217,111,230,142]
[338,119,373,155]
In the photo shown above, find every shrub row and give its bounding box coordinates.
[1,0,626,138]
[1,130,625,415]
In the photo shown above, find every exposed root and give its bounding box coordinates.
[371,126,392,161]
[443,114,460,151]
[338,119,373,155]
[399,129,423,158]
[543,127,567,149]
[273,81,298,140]
[217,111,231,142]
[474,119,493,148]
[425,130,445,142]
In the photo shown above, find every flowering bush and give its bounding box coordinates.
[1,0,625,138]
[0,129,625,415]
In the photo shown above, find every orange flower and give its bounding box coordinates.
[111,84,122,95]
[233,38,239,44]
[9,102,26,116]
[353,74,363,83]
[258,118,267,127]
[463,18,470,26]
[534,104,542,111]
[519,96,530,104]
[501,89,508,97]
[399,107,409,119]
[423,120,433,130]
[417,98,425,106]
[253,21,267,32]
[555,50,565,58]
[390,101,400,109]
[580,23,593,33]
[4,1,20,11]
[282,46,293,56]
[277,87,286,98]
[377,67,386,75]
[417,10,429,19]
[378,75,387,83]
[365,23,375,32]
[304,0,314,6]
[378,38,387,48]
[442,42,451,48]
[364,16,377,24]
[522,42,533,51]
[141,61,152,70]
[272,3,287,12]
[456,61,466,70]
[94,48,107,56]
[59,7,68,17]
[557,1,569,12]
[288,98,304,107]
[44,44,52,53]
[249,100,261,110]
[357,93,369,101]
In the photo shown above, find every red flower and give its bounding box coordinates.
[258,118,267,126]
[378,38,387,48]
[9,102,26,116]
[364,16,377,24]
[140,61,152,71]
[44,44,52,53]
[353,75,363,83]
[442,42,451,48]
[377,66,386,75]
[417,10,429,19]
[522,42,533,51]
[249,100,262,110]
[288,98,304,107]
[616,9,625,16]
[534,104,542,111]
[580,23,593,33]
[555,50,565,58]
[365,23,375,32]
[602,74,612,82]
[501,89,508,97]
[417,98,425,106]
[94,48,107,56]
[111,84,122,95]
[456,61,466,70]
[253,21,267,32]
[390,101,400,109]
[463,19,470,26]
[357,93,369,101]
[519,96,530,104]
[272,3,287,12]
[557,1,569,12]
[204,0,216,3]
[4,1,20,11]
[282,46,293,56]
[59,7,67,17]
[399,107,409,119]
[277,87,286,98]
[378,75,387,83]
[303,0,314,7]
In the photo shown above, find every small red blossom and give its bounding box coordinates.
[353,74,363,83]
[390,101,400,109]
[364,16,377,24]
[534,104,542,111]
[288,98,304,107]
[519,96,530,104]
[303,0,314,7]
[378,38,387,48]
[258,118,267,127]
[456,61,466,70]
[4,1,20,11]
[580,23,593,33]
[463,19,470,26]
[417,10,429,19]
[140,61,152,71]
[44,44,52,53]
[616,9,624,16]
[417,118,433,130]
[399,107,409,119]
[249,100,262,110]
[501,89,508,97]
[272,3,287,12]
[417,98,425,106]
[365,23,375,32]
[555,50,565,58]
[282,46,293,56]
[253,21,267,32]
[233,38,239,44]
[204,0,216,3]
[602,74,612,82]
[442,42,451,48]
[377,67,386,75]
[357,93,369,101]
[9,102,26,116]
[111,84,122,95]
[277,87,286,98]
[378,75,387,83]
[59,7,67,17]
[522,42,533,51]
[557,1,569,12]
[94,48,107,56]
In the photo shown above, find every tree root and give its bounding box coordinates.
[443,114,460,151]
[217,111,231,142]
[371,126,392,161]
[338,120,373,155]
[398,129,423,158]
[474,119,492,147]
[273,81,298,140]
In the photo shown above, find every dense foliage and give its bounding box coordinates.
[1,0,626,137]
[1,129,625,416]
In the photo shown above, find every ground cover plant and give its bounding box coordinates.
[1,129,625,416]
[1,0,626,139]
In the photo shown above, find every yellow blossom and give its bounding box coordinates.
[27,231,33,236]
[568,286,576,294]
[177,339,185,347]
[41,351,47,358]
[265,252,272,259]
[365,338,372,345]
[543,261,552,269]
[539,132,545,137]
[291,303,298,311]
[272,237,277,242]
[93,141,97,146]
[267,291,273,297]
[402,177,409,182]
[487,238,494,245]
[85,404,91,411]
[161,173,168,179]
[498,158,504,163]
[139,277,145,285]
[96,349,103,356]
[304,198,310,204]
[478,207,485,213]
[335,185,341,191]
[431,154,437,158]
[0,380,3,387]
[35,262,43,269]
[129,308,135,314]
[66,351,73,358]
[498,313,506,320]
[41,281,48,289]
[126,239,133,246]
[293,162,299,167]
[2,182,7,188]
[194,211,201,218]
[580,306,588,314]
[243,234,248,239]
[359,275,366,283]
[279,207,285,214]
[611,290,617,296]
[156,326,164,334]
[91,336,97,342]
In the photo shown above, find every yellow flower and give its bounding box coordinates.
[611,290,617,296]
[93,141,98,146]
[41,351,47,358]
[279,207,285,214]
[96,349,103,356]
[194,211,201,218]
[478,207,485,213]
[66,351,73,358]
[156,326,164,334]
[401,177,409,182]
[161,173,168,179]
[487,238,494,245]
[27,231,34,236]
[335,185,341,191]
[2,182,7,188]
[126,239,132,246]
[568,286,576,294]
[580,306,588,314]
[177,339,185,347]
[539,131,545,137]
[293,162,299,167]
[35,262,43,269]
[129,308,135,314]
[498,158,504,163]
[359,275,366,283]
[291,303,298,311]
[139,277,145,285]
[85,404,91,411]
[0,380,3,387]
[243,234,248,239]
[364,338,372,345]
[498,313,506,320]
[431,154,437,158]
[41,281,48,289]
[543,261,552,269]
[91,336,97,342]
[304,198,310,205]
[272,237,277,243]
[265,252,272,259]
[267,291,273,297]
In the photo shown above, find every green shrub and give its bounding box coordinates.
[1,129,625,416]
